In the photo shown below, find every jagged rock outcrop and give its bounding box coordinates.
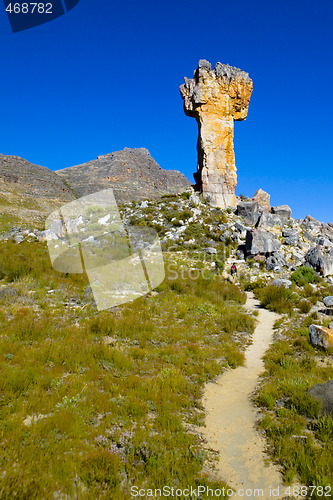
[56,148,191,204]
[180,59,253,208]
[252,189,270,212]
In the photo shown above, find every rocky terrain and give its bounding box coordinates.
[4,187,333,283]
[55,148,191,204]
[180,60,253,208]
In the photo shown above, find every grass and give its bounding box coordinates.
[255,306,333,493]
[0,236,255,498]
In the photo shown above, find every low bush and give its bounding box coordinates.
[259,284,295,314]
[291,265,319,287]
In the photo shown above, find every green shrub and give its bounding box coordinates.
[291,265,319,287]
[259,284,295,314]
[297,299,312,314]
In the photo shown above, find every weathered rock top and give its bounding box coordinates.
[180,59,253,121]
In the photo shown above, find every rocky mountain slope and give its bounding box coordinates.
[55,148,191,204]
[0,154,75,225]
[0,148,191,226]
[5,185,333,283]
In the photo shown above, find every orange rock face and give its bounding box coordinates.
[180,60,253,208]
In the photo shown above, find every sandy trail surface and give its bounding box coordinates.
[201,292,290,499]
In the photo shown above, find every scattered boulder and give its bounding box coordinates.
[307,380,333,416]
[323,296,333,307]
[305,246,333,276]
[252,188,270,212]
[304,215,320,224]
[315,236,332,248]
[245,229,281,255]
[236,201,261,225]
[309,324,333,349]
[234,221,250,238]
[271,278,292,288]
[271,205,292,219]
[256,211,286,232]
[205,247,217,255]
[283,228,300,246]
[266,252,287,271]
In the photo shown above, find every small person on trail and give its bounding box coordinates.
[230,263,237,281]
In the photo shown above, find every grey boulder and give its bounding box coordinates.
[323,296,333,307]
[305,247,333,276]
[236,201,261,225]
[307,380,333,416]
[309,324,333,349]
[266,252,287,271]
[256,211,286,230]
[271,205,292,219]
[271,278,292,288]
[245,229,281,255]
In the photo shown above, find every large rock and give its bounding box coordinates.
[256,211,286,233]
[236,201,260,225]
[309,324,333,349]
[266,252,287,271]
[283,228,300,246]
[180,60,253,208]
[252,188,270,212]
[245,228,281,255]
[305,246,333,276]
[271,205,292,219]
[307,380,333,416]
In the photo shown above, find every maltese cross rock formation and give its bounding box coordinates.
[180,59,253,208]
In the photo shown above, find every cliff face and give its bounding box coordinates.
[180,60,253,208]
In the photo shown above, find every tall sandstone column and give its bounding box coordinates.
[180,60,253,208]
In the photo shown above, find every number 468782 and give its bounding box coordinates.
[6,3,53,14]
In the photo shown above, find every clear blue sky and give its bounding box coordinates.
[0,0,332,222]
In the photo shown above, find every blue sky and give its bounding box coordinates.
[0,0,332,222]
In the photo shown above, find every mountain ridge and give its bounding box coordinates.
[0,148,191,225]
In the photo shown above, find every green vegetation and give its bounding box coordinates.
[256,293,333,493]
[258,284,295,314]
[291,265,319,287]
[0,237,255,498]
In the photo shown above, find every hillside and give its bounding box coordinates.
[0,149,191,228]
[0,188,333,496]
[55,148,192,204]
[0,154,75,226]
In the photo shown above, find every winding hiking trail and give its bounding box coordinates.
[202,291,288,499]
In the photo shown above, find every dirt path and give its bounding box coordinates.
[201,292,288,499]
